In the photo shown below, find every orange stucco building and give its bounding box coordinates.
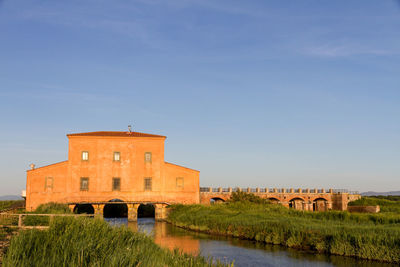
[26,131,200,215]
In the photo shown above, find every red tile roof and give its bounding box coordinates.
[67,131,166,138]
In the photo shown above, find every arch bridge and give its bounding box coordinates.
[67,201,170,221]
[200,187,361,211]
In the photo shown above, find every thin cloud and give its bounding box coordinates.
[304,44,397,57]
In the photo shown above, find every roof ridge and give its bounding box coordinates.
[66,131,166,138]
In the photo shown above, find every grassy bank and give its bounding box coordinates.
[167,201,400,263]
[349,196,400,213]
[3,216,230,267]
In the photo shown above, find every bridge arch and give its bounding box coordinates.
[267,197,280,204]
[288,197,305,210]
[103,199,128,218]
[138,203,155,218]
[74,204,94,214]
[313,197,328,212]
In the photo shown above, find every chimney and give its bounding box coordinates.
[30,163,35,170]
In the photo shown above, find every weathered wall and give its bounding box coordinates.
[348,205,380,213]
[164,162,199,204]
[26,133,200,210]
[26,161,68,211]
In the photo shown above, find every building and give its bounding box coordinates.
[25,129,360,220]
[26,130,200,219]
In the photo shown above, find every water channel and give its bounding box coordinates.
[105,218,396,267]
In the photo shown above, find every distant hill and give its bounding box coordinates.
[361,191,400,196]
[0,195,24,200]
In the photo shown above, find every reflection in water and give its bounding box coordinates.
[105,218,397,267]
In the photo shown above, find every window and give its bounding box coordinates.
[112,177,121,191]
[144,152,152,163]
[144,177,152,191]
[80,177,89,191]
[113,152,120,162]
[45,177,53,190]
[82,151,89,161]
[176,177,184,189]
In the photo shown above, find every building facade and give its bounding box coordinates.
[26,131,200,213]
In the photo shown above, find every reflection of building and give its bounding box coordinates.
[26,130,200,219]
[153,222,201,255]
[127,221,200,254]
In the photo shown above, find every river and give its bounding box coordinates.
[105,218,397,267]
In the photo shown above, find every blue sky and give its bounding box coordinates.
[0,0,399,195]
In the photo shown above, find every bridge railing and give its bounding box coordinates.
[200,187,358,195]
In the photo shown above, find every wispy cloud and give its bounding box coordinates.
[304,43,398,57]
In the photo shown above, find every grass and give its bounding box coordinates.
[3,216,231,267]
[167,194,400,263]
[349,196,400,213]
[19,202,72,226]
[0,201,24,212]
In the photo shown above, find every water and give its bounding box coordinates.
[105,218,397,267]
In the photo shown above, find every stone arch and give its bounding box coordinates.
[313,197,328,212]
[138,203,155,218]
[74,204,94,214]
[103,199,128,218]
[210,197,225,204]
[267,197,280,204]
[288,197,305,210]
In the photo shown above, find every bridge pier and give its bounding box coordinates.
[155,204,169,220]
[127,204,140,222]
[94,204,105,219]
[68,204,75,213]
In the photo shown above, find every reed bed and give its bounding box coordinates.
[3,216,231,267]
[167,200,400,263]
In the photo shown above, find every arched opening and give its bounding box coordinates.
[210,197,225,204]
[74,204,94,214]
[289,198,305,210]
[313,198,328,211]
[103,199,128,218]
[267,197,280,204]
[138,204,155,218]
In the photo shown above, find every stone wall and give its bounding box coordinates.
[348,205,380,213]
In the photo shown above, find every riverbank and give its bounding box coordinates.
[3,216,231,267]
[167,202,400,263]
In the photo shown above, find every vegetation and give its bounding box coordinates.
[3,217,230,267]
[168,193,400,263]
[349,196,400,213]
[229,191,270,204]
[0,201,24,212]
[22,202,72,226]
[0,227,17,265]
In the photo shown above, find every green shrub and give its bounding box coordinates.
[34,202,71,214]
[229,192,270,204]
[22,202,72,226]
